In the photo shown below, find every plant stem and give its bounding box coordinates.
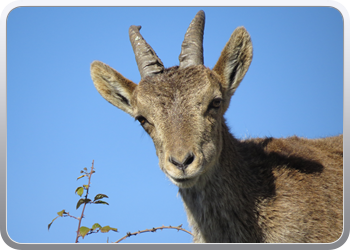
[65,212,79,220]
[75,160,94,243]
[114,225,193,243]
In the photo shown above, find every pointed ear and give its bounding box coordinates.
[213,27,253,98]
[91,61,137,116]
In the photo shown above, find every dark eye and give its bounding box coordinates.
[211,98,223,109]
[136,115,148,126]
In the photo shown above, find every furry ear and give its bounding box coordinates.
[90,61,137,116]
[213,27,253,98]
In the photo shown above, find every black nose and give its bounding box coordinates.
[169,153,195,172]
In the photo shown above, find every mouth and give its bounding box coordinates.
[169,175,199,188]
[172,177,191,183]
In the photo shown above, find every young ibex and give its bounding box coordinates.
[90,11,343,243]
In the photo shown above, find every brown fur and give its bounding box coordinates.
[90,11,343,243]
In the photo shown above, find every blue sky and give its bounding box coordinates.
[6,7,343,243]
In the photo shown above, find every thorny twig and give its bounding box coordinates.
[75,160,95,243]
[64,212,79,220]
[114,224,193,243]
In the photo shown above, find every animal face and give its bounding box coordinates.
[132,65,226,188]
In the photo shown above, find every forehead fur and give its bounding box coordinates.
[133,65,223,108]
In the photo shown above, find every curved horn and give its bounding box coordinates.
[129,25,164,79]
[179,10,205,68]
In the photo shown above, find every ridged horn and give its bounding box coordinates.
[179,10,205,68]
[129,25,164,79]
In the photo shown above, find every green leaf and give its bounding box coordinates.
[48,216,59,230]
[83,185,89,189]
[76,199,84,209]
[75,187,84,197]
[100,225,118,233]
[93,194,109,201]
[76,198,91,209]
[93,200,109,205]
[77,175,86,180]
[57,209,67,217]
[91,223,102,231]
[79,226,90,239]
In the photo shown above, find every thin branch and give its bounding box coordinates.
[64,212,79,220]
[114,225,193,243]
[75,160,94,243]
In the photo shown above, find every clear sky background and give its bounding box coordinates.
[6,7,343,244]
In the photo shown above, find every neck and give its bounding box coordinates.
[179,122,263,243]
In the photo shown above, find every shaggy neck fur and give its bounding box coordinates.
[179,122,270,243]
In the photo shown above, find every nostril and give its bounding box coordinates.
[169,156,181,167]
[184,153,195,166]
